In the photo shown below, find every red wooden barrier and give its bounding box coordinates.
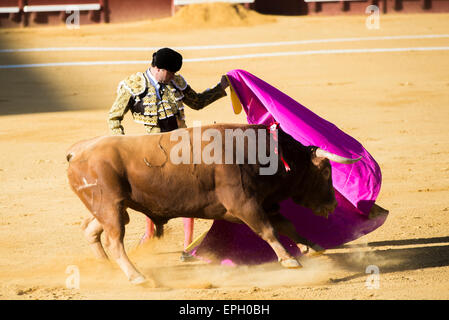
[1,0,448,28]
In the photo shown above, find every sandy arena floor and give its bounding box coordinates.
[0,9,449,300]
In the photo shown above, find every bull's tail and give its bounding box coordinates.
[66,152,74,162]
[155,224,164,238]
[66,136,105,163]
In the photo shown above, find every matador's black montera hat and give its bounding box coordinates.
[151,48,183,73]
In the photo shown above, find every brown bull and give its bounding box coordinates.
[66,123,360,285]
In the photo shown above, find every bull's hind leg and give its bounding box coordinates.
[269,214,325,257]
[81,216,108,260]
[100,204,148,285]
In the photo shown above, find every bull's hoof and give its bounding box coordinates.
[308,250,326,257]
[280,258,302,269]
[299,245,326,257]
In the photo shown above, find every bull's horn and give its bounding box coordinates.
[316,148,362,164]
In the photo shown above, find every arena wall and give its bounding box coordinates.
[0,0,172,28]
[253,0,449,15]
[1,0,448,28]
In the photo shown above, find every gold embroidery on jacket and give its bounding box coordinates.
[171,74,187,91]
[121,72,146,97]
[182,84,226,110]
[132,112,158,126]
[108,84,133,135]
[142,94,157,106]
[108,71,225,134]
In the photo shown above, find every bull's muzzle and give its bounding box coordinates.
[313,200,338,218]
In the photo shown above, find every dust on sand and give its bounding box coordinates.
[1,8,449,299]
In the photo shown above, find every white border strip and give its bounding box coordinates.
[1,34,448,53]
[185,46,449,62]
[1,46,448,69]
[23,4,101,13]
[0,7,20,13]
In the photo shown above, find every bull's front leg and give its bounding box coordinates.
[218,181,302,268]
[230,203,302,269]
[269,214,325,257]
[297,244,325,257]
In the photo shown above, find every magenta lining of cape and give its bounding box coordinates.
[192,69,387,265]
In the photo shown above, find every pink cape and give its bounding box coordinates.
[192,69,387,265]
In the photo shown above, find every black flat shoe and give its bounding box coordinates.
[180,251,196,262]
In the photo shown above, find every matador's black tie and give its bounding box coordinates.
[158,83,166,98]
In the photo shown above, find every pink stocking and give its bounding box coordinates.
[183,218,194,250]
[145,217,155,239]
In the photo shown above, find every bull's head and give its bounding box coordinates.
[292,147,361,218]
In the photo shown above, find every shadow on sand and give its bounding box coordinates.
[0,32,71,116]
[328,236,449,283]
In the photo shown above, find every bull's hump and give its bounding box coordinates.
[202,123,264,131]
[174,123,265,134]
[67,136,109,161]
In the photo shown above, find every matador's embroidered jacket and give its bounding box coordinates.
[108,69,227,134]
